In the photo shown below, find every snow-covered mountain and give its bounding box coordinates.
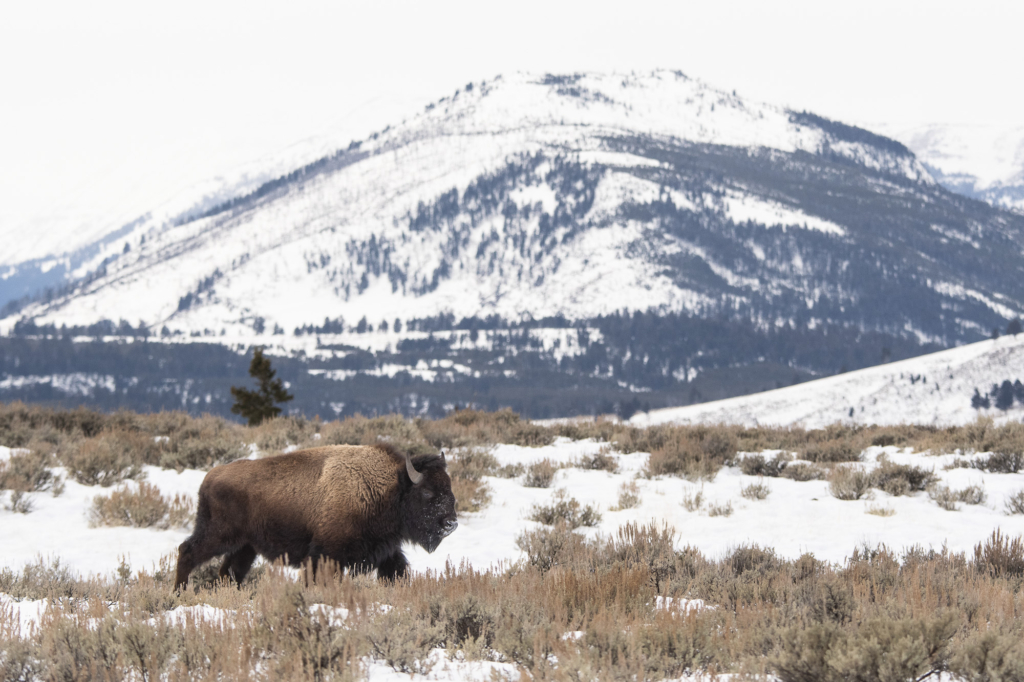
[633,332,1024,429]
[4,71,1024,419]
[7,70,1018,342]
[875,122,1024,214]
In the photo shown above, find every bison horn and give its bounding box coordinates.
[405,452,424,485]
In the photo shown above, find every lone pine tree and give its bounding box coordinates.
[231,347,294,425]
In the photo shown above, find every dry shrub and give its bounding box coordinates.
[968,451,1024,474]
[801,439,862,463]
[924,418,1024,458]
[952,631,1024,681]
[929,485,960,511]
[612,481,641,510]
[364,606,442,674]
[728,544,782,576]
[88,481,195,529]
[645,431,725,481]
[0,448,61,494]
[446,447,498,480]
[739,452,790,477]
[5,521,1024,680]
[781,461,826,481]
[160,416,248,470]
[866,504,895,517]
[772,612,958,682]
[446,448,497,513]
[523,459,558,488]
[929,484,987,511]
[60,432,146,486]
[529,490,601,529]
[871,456,938,496]
[974,529,1024,578]
[515,523,591,571]
[741,480,771,500]
[0,402,108,447]
[1005,489,1024,515]
[320,414,432,455]
[574,446,619,472]
[450,477,492,513]
[252,577,368,680]
[252,415,321,453]
[418,408,554,449]
[3,489,33,513]
[0,557,90,601]
[495,463,525,478]
[828,466,873,500]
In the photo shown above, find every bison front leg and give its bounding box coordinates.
[218,545,257,586]
[376,550,408,582]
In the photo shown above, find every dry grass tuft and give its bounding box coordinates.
[741,480,771,501]
[707,500,734,517]
[611,481,641,510]
[88,482,195,529]
[865,503,896,517]
[681,487,704,512]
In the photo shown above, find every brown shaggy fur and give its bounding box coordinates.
[173,444,457,590]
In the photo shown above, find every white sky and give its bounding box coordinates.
[0,0,1021,252]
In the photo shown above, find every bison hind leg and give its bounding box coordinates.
[377,551,408,582]
[219,545,257,586]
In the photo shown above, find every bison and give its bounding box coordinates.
[173,444,457,590]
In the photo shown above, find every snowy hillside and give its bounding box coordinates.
[633,333,1024,429]
[875,122,1024,214]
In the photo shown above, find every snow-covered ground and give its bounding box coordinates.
[4,430,1024,582]
[633,333,1024,429]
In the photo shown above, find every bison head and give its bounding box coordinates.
[402,451,458,553]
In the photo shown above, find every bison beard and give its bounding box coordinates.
[173,444,457,590]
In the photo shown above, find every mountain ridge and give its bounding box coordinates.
[2,71,1024,419]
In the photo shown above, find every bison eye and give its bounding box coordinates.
[421,489,434,500]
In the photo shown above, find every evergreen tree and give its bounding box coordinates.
[996,380,1015,410]
[1009,319,1023,336]
[1015,379,1024,404]
[231,347,294,425]
[971,388,991,409]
